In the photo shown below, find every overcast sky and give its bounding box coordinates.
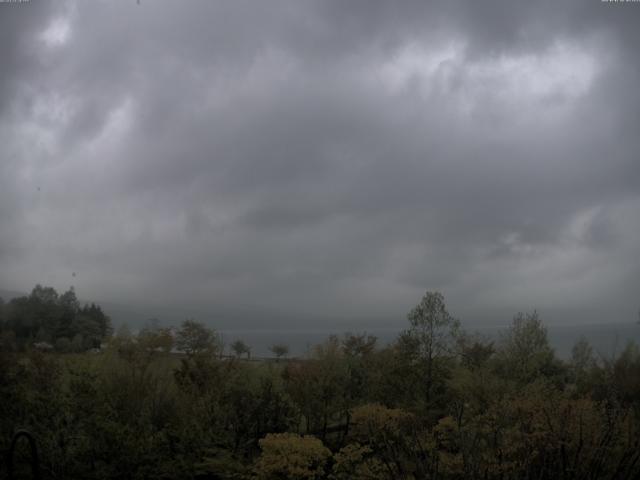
[1,0,639,329]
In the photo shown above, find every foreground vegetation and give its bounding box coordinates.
[2,288,640,479]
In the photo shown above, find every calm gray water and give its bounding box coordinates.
[220,323,640,359]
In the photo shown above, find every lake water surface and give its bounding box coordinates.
[220,323,640,359]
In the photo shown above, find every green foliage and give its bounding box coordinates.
[456,332,495,370]
[402,291,460,406]
[494,310,559,383]
[605,341,640,406]
[405,291,460,359]
[2,288,640,479]
[138,324,174,354]
[341,332,377,358]
[0,285,112,352]
[282,336,354,441]
[175,319,218,356]
[330,443,387,479]
[270,343,290,360]
[347,403,430,478]
[231,339,251,359]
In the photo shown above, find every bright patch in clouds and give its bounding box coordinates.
[41,17,71,47]
[379,41,463,92]
[380,41,599,109]
[470,42,598,101]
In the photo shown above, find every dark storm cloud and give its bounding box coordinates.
[1,0,639,328]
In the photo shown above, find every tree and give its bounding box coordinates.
[72,314,104,350]
[608,341,640,405]
[35,326,52,344]
[569,336,598,395]
[71,333,85,352]
[30,284,58,304]
[270,343,289,361]
[79,303,113,340]
[283,338,350,438]
[138,325,174,354]
[342,332,377,357]
[231,339,251,359]
[402,291,460,403]
[0,329,17,352]
[175,319,218,356]
[571,336,596,373]
[6,285,112,350]
[254,433,331,480]
[348,404,423,478]
[341,333,378,430]
[332,443,387,480]
[456,332,495,370]
[55,336,71,353]
[495,311,557,383]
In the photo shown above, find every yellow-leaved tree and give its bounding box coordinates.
[254,433,331,480]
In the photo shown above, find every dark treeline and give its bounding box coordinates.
[2,288,640,479]
[0,285,112,352]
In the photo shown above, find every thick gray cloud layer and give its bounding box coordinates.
[1,0,639,328]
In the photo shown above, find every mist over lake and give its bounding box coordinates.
[221,322,640,359]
